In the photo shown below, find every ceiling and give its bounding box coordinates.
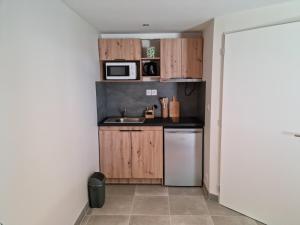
[63,0,290,33]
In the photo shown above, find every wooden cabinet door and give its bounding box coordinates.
[160,39,182,79]
[99,39,121,60]
[131,128,163,178]
[181,38,203,79]
[99,129,131,178]
[120,39,141,60]
[99,39,141,60]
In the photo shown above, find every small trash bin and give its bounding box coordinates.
[88,172,105,208]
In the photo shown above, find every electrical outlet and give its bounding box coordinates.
[146,89,152,96]
[151,89,157,96]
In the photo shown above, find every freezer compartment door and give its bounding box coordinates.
[164,128,203,186]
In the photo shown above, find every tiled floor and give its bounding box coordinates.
[81,185,263,225]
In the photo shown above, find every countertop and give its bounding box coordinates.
[98,117,204,128]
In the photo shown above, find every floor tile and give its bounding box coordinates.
[89,195,133,215]
[129,215,171,225]
[169,196,209,215]
[135,185,168,196]
[211,216,258,225]
[132,196,169,215]
[171,215,214,225]
[106,185,136,196]
[205,199,242,216]
[255,221,266,225]
[80,215,91,225]
[87,215,129,225]
[168,187,204,196]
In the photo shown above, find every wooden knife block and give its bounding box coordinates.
[160,97,169,118]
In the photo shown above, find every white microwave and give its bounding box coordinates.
[105,62,137,80]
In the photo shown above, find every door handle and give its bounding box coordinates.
[282,131,300,137]
[120,130,142,132]
[165,131,202,134]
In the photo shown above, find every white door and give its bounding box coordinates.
[220,22,300,225]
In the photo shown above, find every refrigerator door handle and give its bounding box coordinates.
[165,131,202,134]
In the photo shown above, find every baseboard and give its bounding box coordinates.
[203,182,219,202]
[106,178,162,184]
[74,202,89,225]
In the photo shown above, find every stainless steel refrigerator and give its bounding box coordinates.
[164,128,203,186]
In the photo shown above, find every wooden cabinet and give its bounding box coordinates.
[160,38,203,80]
[99,39,141,61]
[131,129,163,178]
[99,129,131,178]
[99,126,163,181]
[181,38,203,78]
[160,39,182,79]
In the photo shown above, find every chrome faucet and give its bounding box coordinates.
[121,107,127,118]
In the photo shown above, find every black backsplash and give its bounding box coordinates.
[96,82,205,123]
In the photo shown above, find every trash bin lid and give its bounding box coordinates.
[88,172,106,186]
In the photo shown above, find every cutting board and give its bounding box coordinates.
[169,96,180,118]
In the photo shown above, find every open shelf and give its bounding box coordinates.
[141,57,160,60]
[141,60,160,78]
[141,39,160,58]
[142,76,160,82]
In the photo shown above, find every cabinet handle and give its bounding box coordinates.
[114,58,126,61]
[295,134,300,138]
[119,130,142,132]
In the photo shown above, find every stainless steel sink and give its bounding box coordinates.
[104,117,145,124]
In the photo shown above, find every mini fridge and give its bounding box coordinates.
[164,128,203,186]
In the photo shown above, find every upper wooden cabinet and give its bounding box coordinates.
[160,39,182,79]
[99,39,141,61]
[181,38,203,78]
[160,38,203,80]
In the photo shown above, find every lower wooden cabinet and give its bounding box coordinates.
[131,129,163,178]
[99,126,163,182]
[99,129,131,178]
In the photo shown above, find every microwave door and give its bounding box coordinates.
[106,65,130,79]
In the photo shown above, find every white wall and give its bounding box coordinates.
[201,20,214,190]
[0,1,99,225]
[207,1,300,196]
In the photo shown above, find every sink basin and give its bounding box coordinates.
[104,117,145,124]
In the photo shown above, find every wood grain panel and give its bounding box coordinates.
[99,39,121,60]
[121,39,141,60]
[99,39,141,60]
[181,38,203,79]
[131,130,163,178]
[99,130,131,178]
[160,39,182,79]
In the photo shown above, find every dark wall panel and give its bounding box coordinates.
[96,82,205,123]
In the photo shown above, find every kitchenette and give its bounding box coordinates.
[96,36,205,187]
